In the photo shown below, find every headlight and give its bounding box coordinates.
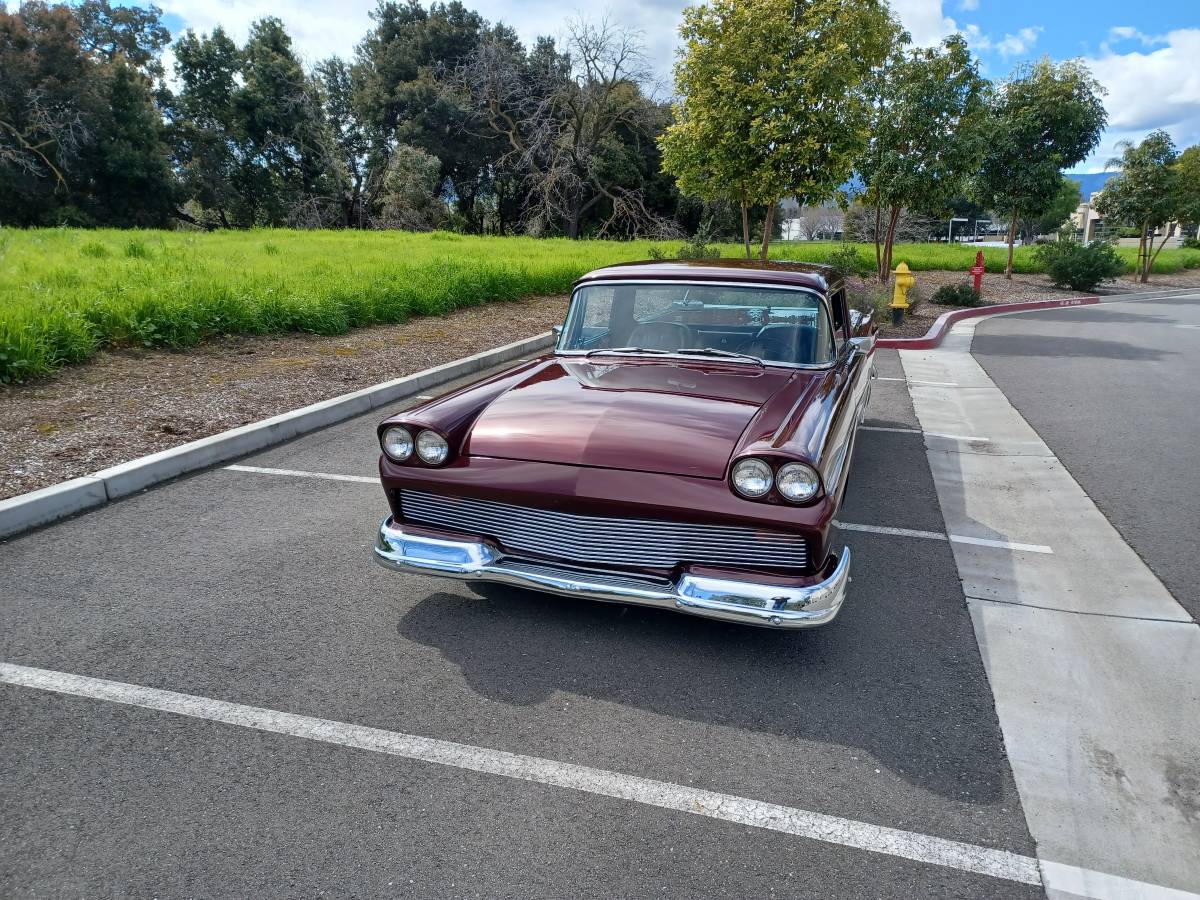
[731,458,773,498]
[381,426,413,461]
[416,430,450,465]
[776,462,820,503]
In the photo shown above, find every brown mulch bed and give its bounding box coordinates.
[872,270,1200,338]
[0,295,569,501]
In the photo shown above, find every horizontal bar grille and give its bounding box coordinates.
[399,489,808,570]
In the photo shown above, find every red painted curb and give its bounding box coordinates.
[877,295,1100,350]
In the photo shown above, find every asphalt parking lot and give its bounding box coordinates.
[0,346,1050,897]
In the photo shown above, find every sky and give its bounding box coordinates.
[132,0,1200,172]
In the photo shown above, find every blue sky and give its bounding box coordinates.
[129,0,1200,172]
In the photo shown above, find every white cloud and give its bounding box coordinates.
[1078,28,1200,168]
[996,26,1042,57]
[958,0,980,10]
[1106,26,1165,48]
[889,0,957,46]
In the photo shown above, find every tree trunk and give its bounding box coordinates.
[1145,224,1172,283]
[740,200,752,259]
[759,202,776,261]
[873,204,884,281]
[881,206,901,282]
[1005,209,1019,280]
[1138,223,1150,283]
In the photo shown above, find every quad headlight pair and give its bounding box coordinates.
[381,425,449,465]
[731,458,820,503]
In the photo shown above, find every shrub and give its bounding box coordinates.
[931,283,980,306]
[1182,237,1200,251]
[1035,239,1125,291]
[676,219,721,259]
[825,243,871,279]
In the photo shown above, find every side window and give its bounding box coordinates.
[812,303,837,364]
[830,289,848,349]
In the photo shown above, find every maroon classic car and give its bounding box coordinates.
[374,259,876,628]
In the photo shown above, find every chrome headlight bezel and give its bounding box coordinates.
[415,429,450,465]
[381,425,413,461]
[776,461,821,503]
[731,458,773,499]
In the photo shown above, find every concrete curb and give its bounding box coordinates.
[0,331,554,540]
[877,296,1099,350]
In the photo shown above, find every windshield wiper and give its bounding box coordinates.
[675,347,766,366]
[585,346,671,357]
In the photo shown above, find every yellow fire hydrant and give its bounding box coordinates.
[890,262,915,326]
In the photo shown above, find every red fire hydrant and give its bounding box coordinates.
[970,251,985,295]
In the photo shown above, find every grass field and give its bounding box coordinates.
[2,228,1198,382]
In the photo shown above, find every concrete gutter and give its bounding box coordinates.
[878,286,1198,350]
[877,296,1099,350]
[0,331,553,540]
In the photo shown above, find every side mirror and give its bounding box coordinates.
[552,324,563,339]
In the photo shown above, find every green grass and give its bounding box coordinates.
[2,228,1198,382]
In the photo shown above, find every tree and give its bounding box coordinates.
[169,26,242,227]
[1173,145,1200,235]
[462,18,672,239]
[378,143,446,228]
[353,0,501,231]
[315,57,370,227]
[974,59,1107,278]
[1095,131,1182,282]
[858,34,988,280]
[0,1,174,226]
[1022,175,1081,241]
[661,0,894,260]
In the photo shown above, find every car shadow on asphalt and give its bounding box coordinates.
[396,579,1012,806]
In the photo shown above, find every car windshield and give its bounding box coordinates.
[556,282,836,366]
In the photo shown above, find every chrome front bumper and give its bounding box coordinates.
[373,516,850,628]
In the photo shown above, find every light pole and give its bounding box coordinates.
[947,217,968,244]
[974,219,991,242]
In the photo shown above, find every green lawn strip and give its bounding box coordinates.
[2,228,1197,382]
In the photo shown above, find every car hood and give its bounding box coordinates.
[465,358,797,478]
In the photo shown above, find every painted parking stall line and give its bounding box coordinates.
[0,661,1040,886]
[860,425,991,443]
[224,464,377,485]
[875,376,959,388]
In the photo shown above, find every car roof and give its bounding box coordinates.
[574,258,840,293]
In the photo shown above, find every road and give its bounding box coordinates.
[0,351,1041,898]
[973,291,1200,619]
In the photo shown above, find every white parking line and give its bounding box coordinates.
[224,464,376,484]
[835,520,947,541]
[875,377,959,388]
[860,426,990,443]
[0,660,1038,885]
[836,521,1053,554]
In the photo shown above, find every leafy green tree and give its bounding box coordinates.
[1022,175,1082,241]
[315,56,370,227]
[1095,131,1184,282]
[75,0,170,78]
[974,59,1107,278]
[0,1,174,226]
[378,143,447,228]
[662,0,894,259]
[859,34,988,280]
[169,26,243,227]
[1173,145,1200,235]
[353,0,499,230]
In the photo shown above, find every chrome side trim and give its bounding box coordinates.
[374,517,849,629]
